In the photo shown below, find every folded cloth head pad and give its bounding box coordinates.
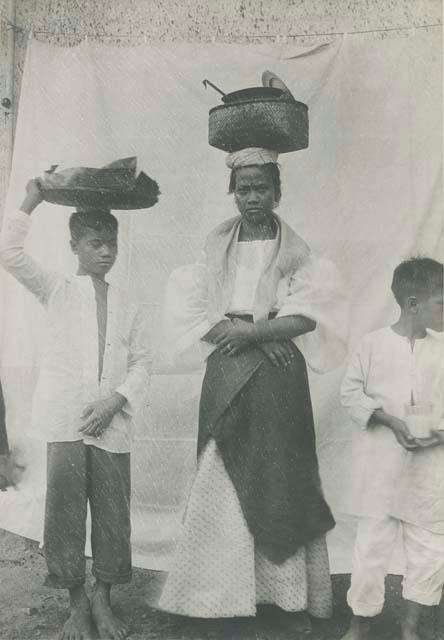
[225,147,279,169]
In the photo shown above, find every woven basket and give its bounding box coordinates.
[208,94,308,153]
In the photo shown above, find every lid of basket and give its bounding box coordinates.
[222,86,290,103]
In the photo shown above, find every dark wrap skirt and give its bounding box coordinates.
[198,335,335,565]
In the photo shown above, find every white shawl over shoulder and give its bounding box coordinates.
[164,215,348,373]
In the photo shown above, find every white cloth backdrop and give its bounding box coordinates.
[0,33,442,573]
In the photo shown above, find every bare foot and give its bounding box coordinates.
[60,587,94,640]
[91,582,129,640]
[401,625,420,640]
[276,610,312,639]
[340,616,371,640]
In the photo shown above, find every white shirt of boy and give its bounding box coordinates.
[341,325,444,531]
[0,210,152,454]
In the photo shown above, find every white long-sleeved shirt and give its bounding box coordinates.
[341,326,444,531]
[0,210,152,453]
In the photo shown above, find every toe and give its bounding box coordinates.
[117,624,128,640]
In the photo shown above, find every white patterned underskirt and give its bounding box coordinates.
[155,439,333,618]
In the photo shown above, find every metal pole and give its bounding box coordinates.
[4,0,17,177]
[0,0,16,461]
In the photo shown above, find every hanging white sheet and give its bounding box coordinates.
[0,32,442,572]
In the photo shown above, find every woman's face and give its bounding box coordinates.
[233,166,276,226]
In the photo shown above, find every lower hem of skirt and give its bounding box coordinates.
[154,439,333,619]
[153,600,333,619]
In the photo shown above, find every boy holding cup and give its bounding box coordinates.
[340,257,444,640]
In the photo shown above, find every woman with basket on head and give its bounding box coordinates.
[155,75,348,639]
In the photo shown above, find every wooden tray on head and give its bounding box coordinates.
[40,157,160,210]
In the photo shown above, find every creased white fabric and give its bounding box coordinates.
[156,439,333,618]
[341,327,444,525]
[230,239,278,313]
[225,147,279,169]
[164,234,347,374]
[347,517,444,615]
[0,33,441,572]
[277,253,348,372]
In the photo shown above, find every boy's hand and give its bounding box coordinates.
[386,416,419,451]
[0,453,12,490]
[79,393,126,439]
[259,340,295,367]
[0,451,26,490]
[416,429,444,449]
[431,429,444,444]
[20,178,44,215]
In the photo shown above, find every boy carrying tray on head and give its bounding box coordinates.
[0,179,152,640]
[340,257,444,640]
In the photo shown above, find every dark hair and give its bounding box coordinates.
[228,163,282,203]
[391,257,443,306]
[69,210,118,242]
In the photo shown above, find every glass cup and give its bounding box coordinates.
[404,402,436,439]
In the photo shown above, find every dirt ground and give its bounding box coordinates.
[0,529,442,640]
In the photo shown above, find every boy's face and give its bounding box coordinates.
[71,227,118,279]
[416,291,444,332]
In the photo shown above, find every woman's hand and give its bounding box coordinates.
[214,319,256,356]
[202,319,233,344]
[259,340,295,367]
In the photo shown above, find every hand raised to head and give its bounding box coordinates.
[21,178,44,214]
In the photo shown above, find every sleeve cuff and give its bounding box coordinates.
[115,384,136,417]
[350,402,382,429]
[1,210,31,238]
[16,209,32,222]
[7,210,32,230]
[175,319,214,353]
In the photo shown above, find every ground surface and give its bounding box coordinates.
[0,529,442,640]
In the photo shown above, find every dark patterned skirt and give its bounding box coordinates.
[198,340,335,564]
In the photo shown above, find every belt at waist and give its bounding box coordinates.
[225,312,278,323]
